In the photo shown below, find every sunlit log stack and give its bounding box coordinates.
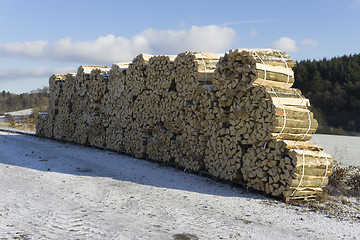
[204,123,245,181]
[173,52,223,101]
[36,49,333,200]
[126,54,152,96]
[213,49,332,198]
[147,125,175,162]
[229,85,317,145]
[213,49,295,107]
[146,55,176,95]
[241,139,333,197]
[159,91,186,134]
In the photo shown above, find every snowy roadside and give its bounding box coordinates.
[0,130,359,239]
[312,134,360,167]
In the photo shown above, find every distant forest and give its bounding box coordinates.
[0,87,49,115]
[293,53,360,134]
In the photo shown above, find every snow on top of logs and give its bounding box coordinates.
[186,51,224,60]
[112,62,131,69]
[50,74,66,82]
[66,73,77,77]
[78,65,110,74]
[133,53,153,62]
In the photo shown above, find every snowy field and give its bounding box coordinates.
[0,109,33,122]
[312,134,360,166]
[0,129,359,239]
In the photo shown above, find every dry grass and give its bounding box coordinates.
[173,233,199,240]
[325,161,360,197]
[0,115,36,132]
[291,161,360,221]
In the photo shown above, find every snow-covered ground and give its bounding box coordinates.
[0,130,359,239]
[0,108,34,122]
[312,134,360,166]
[3,108,34,116]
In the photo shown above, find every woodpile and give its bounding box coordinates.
[160,91,186,134]
[133,89,161,128]
[106,121,126,152]
[63,73,76,101]
[205,125,245,181]
[174,125,206,171]
[229,85,317,145]
[146,55,176,95]
[88,116,106,148]
[173,52,222,101]
[36,49,333,201]
[88,68,110,102]
[126,54,152,96]
[147,125,174,162]
[109,62,130,98]
[214,49,295,107]
[242,139,332,197]
[75,65,108,97]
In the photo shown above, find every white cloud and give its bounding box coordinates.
[269,37,299,52]
[301,38,318,47]
[0,25,236,64]
[250,29,258,37]
[0,41,48,58]
[0,66,76,81]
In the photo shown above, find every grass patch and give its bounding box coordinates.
[0,110,40,132]
[325,161,360,197]
[173,233,199,240]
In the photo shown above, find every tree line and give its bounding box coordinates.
[0,87,49,115]
[293,53,360,134]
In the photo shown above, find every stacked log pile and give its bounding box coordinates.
[36,49,333,200]
[173,52,223,101]
[241,139,333,197]
[213,49,332,198]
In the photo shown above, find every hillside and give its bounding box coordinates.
[0,88,49,115]
[293,53,360,134]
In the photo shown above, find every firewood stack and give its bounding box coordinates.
[173,124,206,171]
[72,65,108,144]
[229,85,317,145]
[36,49,333,200]
[87,67,110,148]
[145,55,176,95]
[126,54,152,96]
[147,125,175,162]
[133,89,161,129]
[242,139,333,197]
[159,91,186,134]
[104,63,131,152]
[213,49,333,198]
[109,63,129,97]
[48,74,65,120]
[173,52,222,101]
[205,122,246,181]
[48,74,66,140]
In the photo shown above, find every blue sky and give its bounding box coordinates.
[1,0,360,93]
